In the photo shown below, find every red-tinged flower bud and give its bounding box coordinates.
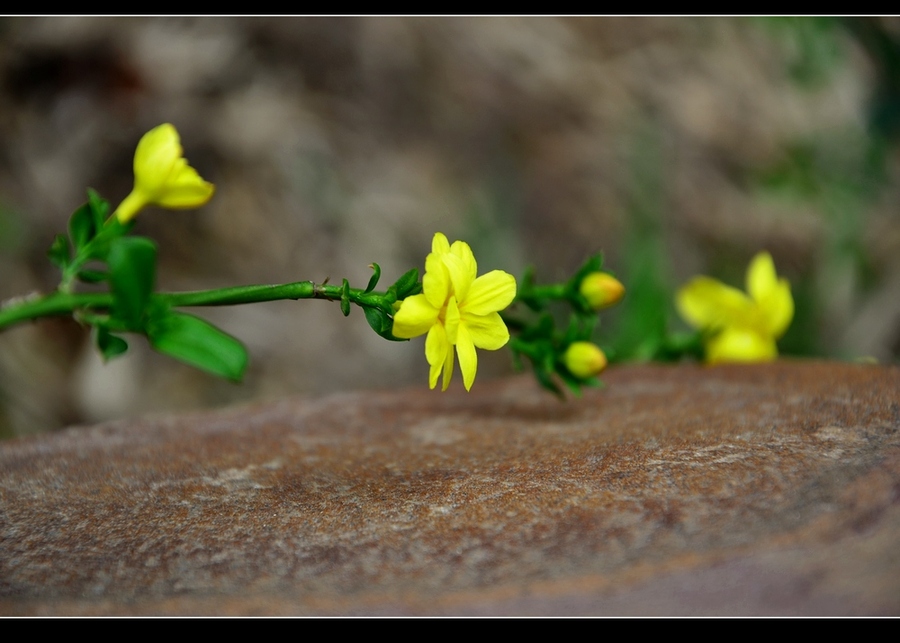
[579,272,625,310]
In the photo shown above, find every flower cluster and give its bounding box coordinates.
[2,122,631,397]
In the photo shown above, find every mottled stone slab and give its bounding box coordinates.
[1,362,898,615]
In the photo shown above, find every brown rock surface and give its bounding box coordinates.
[1,361,898,615]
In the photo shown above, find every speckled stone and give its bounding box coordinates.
[1,361,898,615]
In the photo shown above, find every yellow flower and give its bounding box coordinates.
[579,272,625,310]
[676,251,793,364]
[562,342,608,379]
[113,123,215,223]
[392,233,517,391]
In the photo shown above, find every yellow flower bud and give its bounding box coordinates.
[113,123,215,223]
[579,272,625,310]
[562,341,608,379]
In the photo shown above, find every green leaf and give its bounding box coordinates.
[68,203,97,251]
[519,312,554,342]
[47,234,71,269]
[96,327,129,361]
[363,306,406,342]
[562,313,597,345]
[365,263,381,294]
[391,268,421,300]
[108,236,158,329]
[534,363,564,399]
[147,311,248,382]
[574,253,604,283]
[85,217,132,264]
[77,269,108,284]
[340,279,351,317]
[87,188,110,229]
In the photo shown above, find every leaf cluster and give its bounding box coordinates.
[355,263,422,342]
[48,191,248,381]
[506,253,611,398]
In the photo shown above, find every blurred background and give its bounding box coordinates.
[1,17,899,438]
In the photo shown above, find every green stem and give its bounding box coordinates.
[0,292,113,330]
[518,283,567,301]
[0,281,391,333]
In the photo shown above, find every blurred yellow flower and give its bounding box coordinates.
[393,233,517,391]
[579,272,625,310]
[562,342,608,379]
[676,252,793,364]
[113,123,215,223]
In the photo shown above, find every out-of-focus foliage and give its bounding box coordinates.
[606,17,900,366]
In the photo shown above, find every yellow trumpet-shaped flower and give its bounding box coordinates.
[392,233,517,391]
[676,251,794,364]
[113,123,215,223]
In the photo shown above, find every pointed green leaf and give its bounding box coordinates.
[69,203,97,251]
[108,236,157,329]
[519,312,555,342]
[87,188,110,229]
[77,269,108,284]
[148,312,248,382]
[391,268,421,300]
[96,327,129,361]
[47,234,71,269]
[365,263,381,294]
[363,306,406,342]
[340,279,351,317]
[534,364,564,399]
[85,216,132,263]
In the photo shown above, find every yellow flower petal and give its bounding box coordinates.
[746,253,793,338]
[153,161,216,208]
[760,278,794,338]
[441,342,455,391]
[448,240,478,301]
[464,312,510,350]
[442,252,475,304]
[455,323,477,391]
[463,270,517,316]
[432,232,451,255]
[444,295,460,344]
[676,276,754,331]
[133,123,182,182]
[423,251,450,310]
[392,294,439,339]
[706,327,777,364]
[426,322,450,389]
[745,252,777,302]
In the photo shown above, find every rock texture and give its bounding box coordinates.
[1,361,898,615]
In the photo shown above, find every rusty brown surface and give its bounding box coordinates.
[1,361,898,615]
